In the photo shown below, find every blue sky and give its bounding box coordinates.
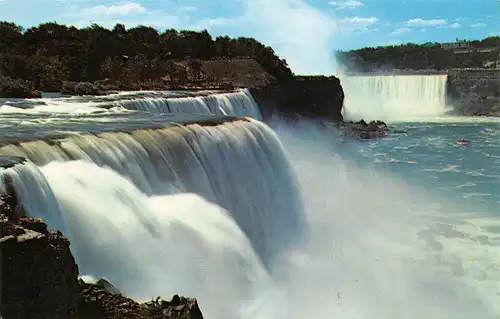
[1,0,498,74]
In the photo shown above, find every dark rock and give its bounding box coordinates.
[0,199,205,319]
[343,119,389,140]
[0,214,80,319]
[250,75,344,122]
[447,70,499,116]
[95,278,122,295]
[78,282,204,319]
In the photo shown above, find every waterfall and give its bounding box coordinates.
[340,74,452,122]
[0,118,304,267]
[0,118,496,319]
[119,89,262,120]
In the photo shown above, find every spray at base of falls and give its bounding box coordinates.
[0,119,497,319]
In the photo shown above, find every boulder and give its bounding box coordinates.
[77,282,204,319]
[0,199,205,319]
[0,214,80,319]
[343,119,390,140]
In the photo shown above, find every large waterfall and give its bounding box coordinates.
[340,74,451,122]
[0,118,304,269]
[0,89,497,319]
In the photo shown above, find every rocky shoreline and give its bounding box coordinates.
[0,192,204,319]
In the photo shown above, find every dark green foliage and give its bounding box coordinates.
[61,81,102,96]
[0,75,40,98]
[0,21,293,95]
[335,37,500,71]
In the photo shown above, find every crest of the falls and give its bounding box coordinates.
[0,118,304,267]
[340,74,451,122]
[119,89,262,120]
[0,89,262,122]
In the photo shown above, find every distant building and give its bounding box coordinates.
[441,40,470,50]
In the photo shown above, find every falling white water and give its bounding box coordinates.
[340,74,452,122]
[0,119,303,266]
[0,119,497,319]
[119,89,262,120]
[0,162,69,235]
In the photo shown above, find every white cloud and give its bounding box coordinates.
[448,22,461,29]
[405,18,447,27]
[344,16,377,24]
[389,27,410,36]
[470,22,486,28]
[340,16,378,33]
[328,0,363,10]
[80,2,147,18]
[63,2,187,30]
[192,17,238,30]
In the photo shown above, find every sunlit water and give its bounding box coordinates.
[346,120,500,206]
[0,92,499,318]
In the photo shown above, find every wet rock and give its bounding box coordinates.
[0,214,80,319]
[78,282,204,319]
[1,235,205,319]
[343,119,390,140]
[0,197,205,319]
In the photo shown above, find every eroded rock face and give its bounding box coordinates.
[77,282,204,319]
[0,214,80,319]
[0,199,204,319]
[250,76,345,122]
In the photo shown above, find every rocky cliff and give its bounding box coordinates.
[0,186,205,319]
[250,75,344,122]
[0,212,79,318]
[447,69,499,116]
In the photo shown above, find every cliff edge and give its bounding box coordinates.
[250,75,345,122]
[0,192,205,319]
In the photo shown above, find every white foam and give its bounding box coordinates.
[0,119,497,319]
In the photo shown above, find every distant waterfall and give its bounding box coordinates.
[341,74,451,122]
[119,89,262,120]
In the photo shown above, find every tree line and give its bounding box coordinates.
[0,21,293,96]
[336,37,500,72]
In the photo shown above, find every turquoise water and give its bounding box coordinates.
[338,118,500,313]
[349,120,500,211]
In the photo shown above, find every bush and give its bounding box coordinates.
[61,81,102,96]
[0,76,40,98]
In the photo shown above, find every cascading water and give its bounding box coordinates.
[119,89,262,120]
[0,119,304,268]
[0,89,262,121]
[340,74,452,122]
[0,118,497,319]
